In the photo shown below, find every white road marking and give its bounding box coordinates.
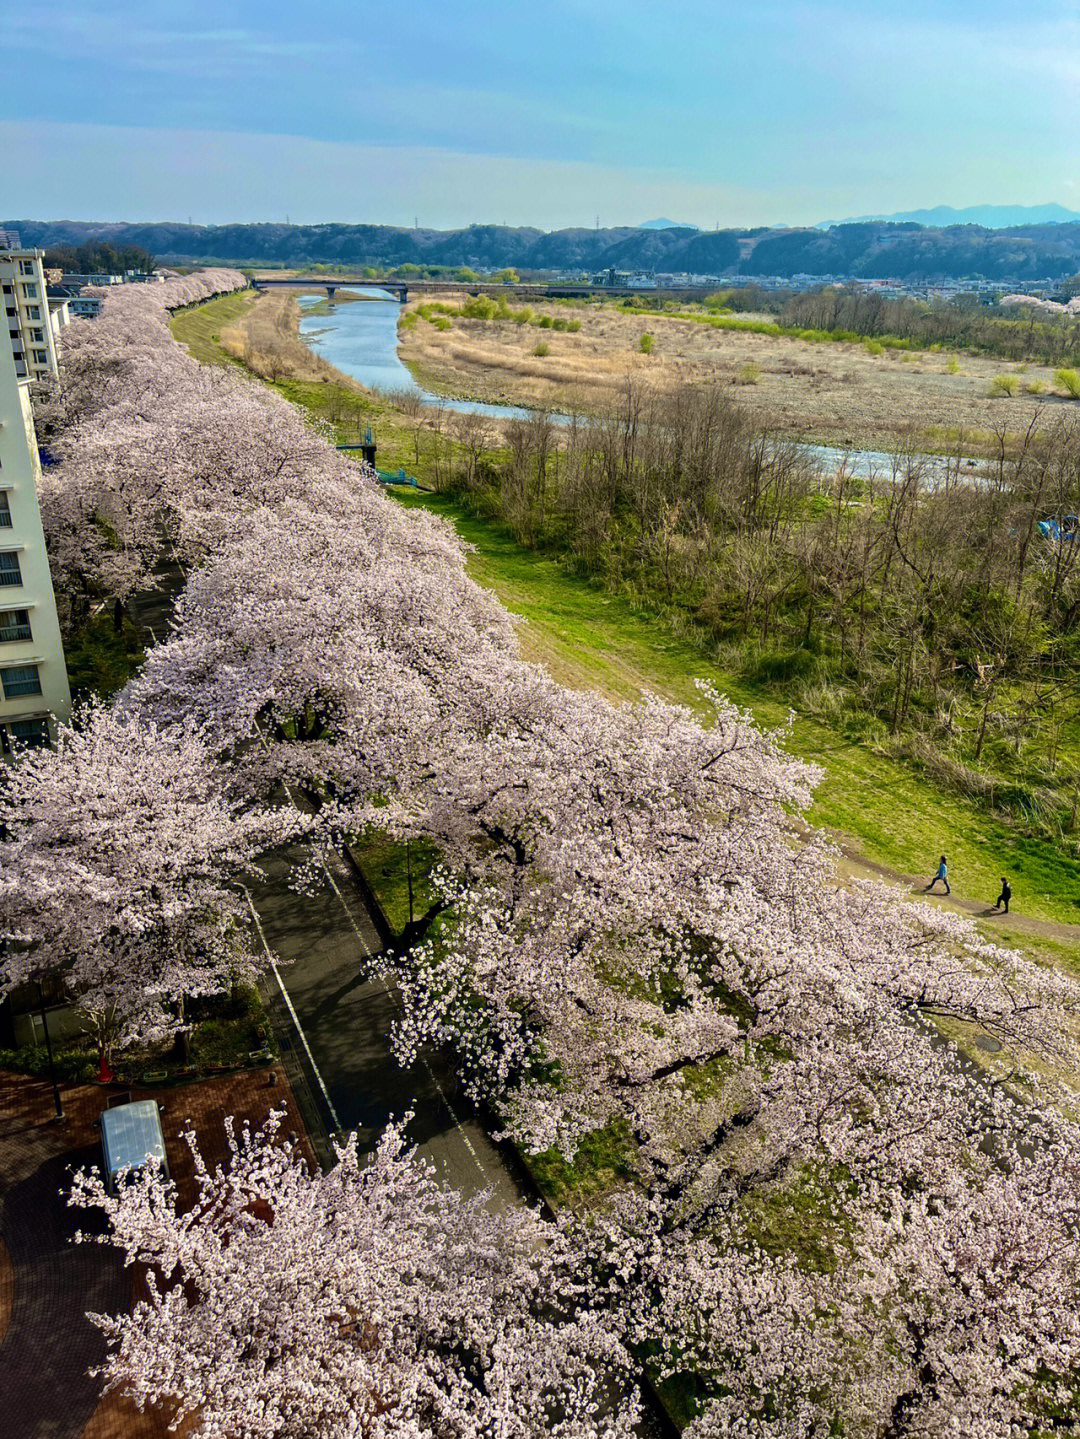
[251,723,488,1183]
[243,886,344,1136]
[319,861,487,1178]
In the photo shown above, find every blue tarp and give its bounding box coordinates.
[1037,517,1078,543]
[100,1099,168,1189]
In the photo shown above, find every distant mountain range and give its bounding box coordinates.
[819,204,1080,229]
[8,217,1080,283]
[638,218,698,231]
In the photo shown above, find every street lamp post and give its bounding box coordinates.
[406,839,415,928]
[37,980,65,1123]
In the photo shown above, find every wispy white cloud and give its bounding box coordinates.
[4,1,1080,223]
[3,118,1074,230]
[0,119,834,228]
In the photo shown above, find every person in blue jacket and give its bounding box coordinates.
[924,855,950,894]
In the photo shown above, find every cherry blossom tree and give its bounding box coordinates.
[69,1110,639,1439]
[0,702,300,1046]
[36,265,1080,1434]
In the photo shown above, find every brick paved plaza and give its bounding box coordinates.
[0,1065,314,1439]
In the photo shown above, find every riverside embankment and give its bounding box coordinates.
[173,291,1080,940]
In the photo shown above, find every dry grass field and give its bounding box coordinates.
[399,291,1073,450]
[220,290,365,388]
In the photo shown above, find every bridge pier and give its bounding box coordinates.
[398,285,407,304]
[325,285,337,303]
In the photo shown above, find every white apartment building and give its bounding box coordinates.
[0,246,60,382]
[0,309,71,755]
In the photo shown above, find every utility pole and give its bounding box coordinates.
[36,981,65,1123]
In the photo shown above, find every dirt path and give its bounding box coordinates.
[834,839,1080,945]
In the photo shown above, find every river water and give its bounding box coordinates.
[298,290,543,423]
[299,289,969,481]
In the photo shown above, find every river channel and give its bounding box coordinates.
[299,289,969,481]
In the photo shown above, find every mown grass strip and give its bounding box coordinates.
[392,490,1080,927]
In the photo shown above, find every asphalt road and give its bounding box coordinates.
[248,838,526,1208]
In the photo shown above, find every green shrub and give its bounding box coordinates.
[432,316,452,332]
[537,315,553,329]
[513,307,533,324]
[989,374,1019,397]
[737,362,761,385]
[533,341,550,357]
[744,647,819,684]
[551,317,568,331]
[461,295,498,321]
[567,319,582,332]
[0,1044,97,1084]
[639,332,655,354]
[946,355,960,374]
[399,311,418,329]
[1055,367,1080,398]
[1025,380,1046,395]
[865,339,884,356]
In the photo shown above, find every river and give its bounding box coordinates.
[298,290,543,424]
[299,289,973,482]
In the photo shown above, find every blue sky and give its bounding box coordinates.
[3,0,1078,227]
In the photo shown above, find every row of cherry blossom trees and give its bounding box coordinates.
[5,271,1080,1435]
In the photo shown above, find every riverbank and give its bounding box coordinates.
[171,292,1080,933]
[218,289,368,386]
[398,289,1073,452]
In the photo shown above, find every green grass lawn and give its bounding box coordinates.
[172,294,1080,928]
[169,289,257,365]
[393,490,1080,927]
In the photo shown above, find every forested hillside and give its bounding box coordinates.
[9,217,1080,280]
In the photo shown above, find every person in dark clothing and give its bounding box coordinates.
[993,876,1011,913]
[924,855,950,894]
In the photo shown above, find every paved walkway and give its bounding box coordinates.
[0,1077,127,1439]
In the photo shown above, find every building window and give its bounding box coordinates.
[0,609,30,642]
[19,260,34,276]
[21,283,37,299]
[1,664,42,698]
[0,492,11,527]
[26,305,40,320]
[0,552,23,586]
[32,350,47,364]
[30,329,43,342]
[0,717,50,753]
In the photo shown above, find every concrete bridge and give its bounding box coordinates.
[251,276,718,306]
[253,276,411,303]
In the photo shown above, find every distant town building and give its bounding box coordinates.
[59,272,125,287]
[0,255,71,754]
[47,283,103,319]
